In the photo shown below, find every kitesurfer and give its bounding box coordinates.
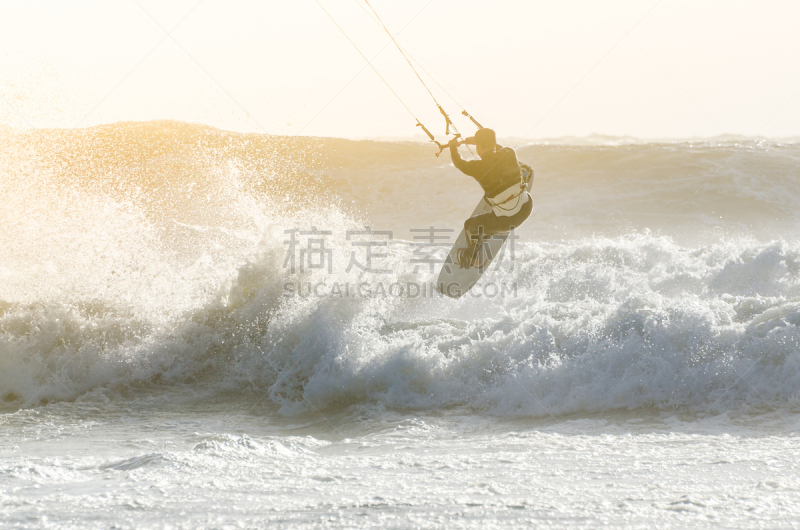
[448,128,532,268]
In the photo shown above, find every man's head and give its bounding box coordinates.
[466,128,496,157]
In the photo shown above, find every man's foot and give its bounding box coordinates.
[456,247,486,269]
[456,247,470,268]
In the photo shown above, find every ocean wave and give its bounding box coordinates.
[3,121,800,418]
[3,235,800,417]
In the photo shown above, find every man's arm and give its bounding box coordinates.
[448,138,478,177]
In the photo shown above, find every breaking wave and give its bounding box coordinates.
[2,121,800,418]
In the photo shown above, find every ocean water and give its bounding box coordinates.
[2,121,800,528]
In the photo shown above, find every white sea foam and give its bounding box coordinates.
[3,231,800,418]
[2,123,800,419]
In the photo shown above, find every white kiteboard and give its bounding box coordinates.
[436,164,533,298]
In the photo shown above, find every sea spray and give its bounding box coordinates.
[2,123,800,418]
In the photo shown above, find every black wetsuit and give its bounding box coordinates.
[449,143,532,248]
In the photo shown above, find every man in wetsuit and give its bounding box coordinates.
[448,128,532,268]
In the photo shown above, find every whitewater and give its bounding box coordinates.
[3,121,800,528]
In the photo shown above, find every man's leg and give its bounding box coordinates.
[463,213,497,268]
[490,195,533,233]
[461,197,533,268]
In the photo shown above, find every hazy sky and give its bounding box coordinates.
[2,0,799,140]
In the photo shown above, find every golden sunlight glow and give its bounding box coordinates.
[1,0,799,139]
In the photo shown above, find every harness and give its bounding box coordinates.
[484,163,534,217]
